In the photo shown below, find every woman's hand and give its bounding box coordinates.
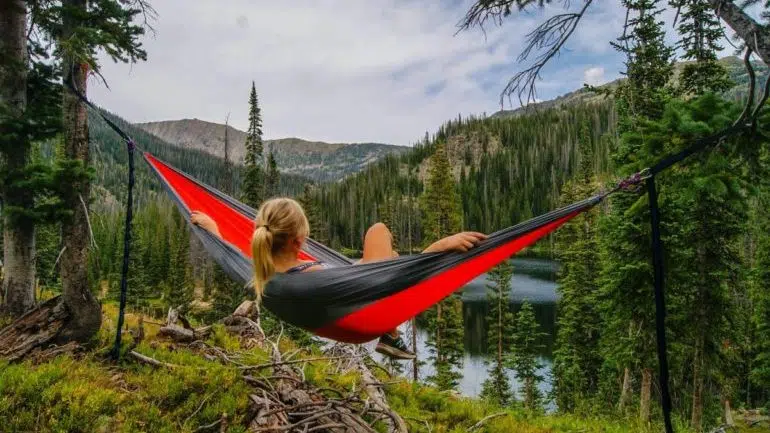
[191,211,222,238]
[423,232,488,253]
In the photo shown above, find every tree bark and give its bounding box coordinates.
[708,0,770,65]
[619,366,632,412]
[0,0,36,319]
[640,368,652,424]
[57,0,101,343]
[691,338,704,432]
[724,399,734,426]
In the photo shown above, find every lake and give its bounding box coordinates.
[373,258,560,404]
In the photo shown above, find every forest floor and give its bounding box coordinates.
[0,303,765,433]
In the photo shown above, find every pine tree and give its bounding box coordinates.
[221,114,234,196]
[479,261,515,406]
[749,186,770,405]
[421,140,465,391]
[598,0,675,421]
[298,183,329,245]
[654,95,747,431]
[509,302,546,411]
[552,120,602,413]
[265,151,280,199]
[164,213,194,309]
[674,0,732,95]
[242,82,264,208]
[425,294,465,391]
[420,140,461,244]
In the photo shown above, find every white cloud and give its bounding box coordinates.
[583,67,606,86]
[89,0,630,146]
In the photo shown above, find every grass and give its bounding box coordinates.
[1,303,761,432]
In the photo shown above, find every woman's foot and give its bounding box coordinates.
[375,333,416,360]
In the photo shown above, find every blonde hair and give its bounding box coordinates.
[251,197,310,299]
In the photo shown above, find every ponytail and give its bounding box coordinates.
[250,198,310,300]
[251,225,274,299]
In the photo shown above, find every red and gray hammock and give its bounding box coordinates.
[145,153,602,343]
[73,83,748,433]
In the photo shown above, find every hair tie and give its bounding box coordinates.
[262,224,270,232]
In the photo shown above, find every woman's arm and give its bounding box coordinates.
[191,211,222,239]
[422,232,488,253]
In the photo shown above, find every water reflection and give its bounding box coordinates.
[381,258,560,405]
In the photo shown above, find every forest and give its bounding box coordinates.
[2,0,770,433]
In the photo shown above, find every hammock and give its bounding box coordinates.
[145,152,602,343]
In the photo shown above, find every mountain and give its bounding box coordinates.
[491,56,767,118]
[85,109,311,212]
[136,119,409,182]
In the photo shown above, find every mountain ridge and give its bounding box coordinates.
[136,118,409,182]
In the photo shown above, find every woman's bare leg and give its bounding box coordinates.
[360,222,397,264]
[360,223,400,337]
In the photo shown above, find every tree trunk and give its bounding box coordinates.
[691,340,704,432]
[411,318,418,381]
[724,399,734,426]
[640,368,652,424]
[0,0,36,319]
[436,302,443,363]
[57,0,101,343]
[619,366,632,411]
[707,0,770,64]
[497,288,503,367]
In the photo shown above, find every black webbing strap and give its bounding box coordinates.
[647,176,674,433]
[63,78,136,361]
[649,122,745,176]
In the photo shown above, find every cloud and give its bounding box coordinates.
[583,67,606,86]
[89,0,634,146]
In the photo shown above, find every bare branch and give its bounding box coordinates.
[734,48,756,126]
[501,0,594,106]
[458,0,564,32]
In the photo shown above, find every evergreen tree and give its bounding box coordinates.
[221,114,234,196]
[479,261,515,406]
[265,151,280,199]
[164,213,194,309]
[242,82,264,207]
[552,120,602,413]
[421,140,465,391]
[673,0,732,95]
[653,95,747,431]
[425,294,464,391]
[749,186,770,405]
[420,140,461,244]
[598,0,675,421]
[509,302,546,411]
[298,183,329,245]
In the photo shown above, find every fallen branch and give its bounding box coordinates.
[468,412,508,431]
[128,350,178,369]
[240,355,362,371]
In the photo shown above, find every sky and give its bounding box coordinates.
[88,1,693,146]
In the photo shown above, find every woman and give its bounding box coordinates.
[191,197,487,360]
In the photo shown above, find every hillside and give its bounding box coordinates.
[491,56,768,118]
[86,109,312,212]
[1,302,722,433]
[314,55,766,251]
[137,119,409,182]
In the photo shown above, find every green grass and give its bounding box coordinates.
[1,302,759,433]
